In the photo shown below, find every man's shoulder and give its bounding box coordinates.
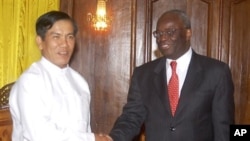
[193,52,228,66]
[138,57,164,68]
[19,62,41,78]
[192,52,230,73]
[133,57,165,75]
[68,67,89,84]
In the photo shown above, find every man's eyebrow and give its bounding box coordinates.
[67,32,75,35]
[50,32,61,35]
[49,32,74,36]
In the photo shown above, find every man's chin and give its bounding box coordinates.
[56,60,69,68]
[159,46,172,53]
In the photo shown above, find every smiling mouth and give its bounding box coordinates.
[161,44,171,49]
[58,51,68,55]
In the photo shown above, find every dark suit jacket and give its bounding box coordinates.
[110,50,235,141]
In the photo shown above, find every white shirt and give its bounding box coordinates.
[9,57,95,141]
[167,47,192,96]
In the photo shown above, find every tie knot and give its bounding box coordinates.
[170,61,177,71]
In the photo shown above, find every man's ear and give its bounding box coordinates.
[186,29,192,40]
[36,36,43,50]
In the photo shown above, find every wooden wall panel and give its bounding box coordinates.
[66,0,133,133]
[186,0,218,58]
[229,0,250,124]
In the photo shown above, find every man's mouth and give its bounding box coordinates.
[160,44,171,49]
[58,51,68,55]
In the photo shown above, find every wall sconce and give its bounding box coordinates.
[87,0,111,31]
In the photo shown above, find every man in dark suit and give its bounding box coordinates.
[109,9,234,141]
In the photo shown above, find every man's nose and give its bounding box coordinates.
[60,37,69,47]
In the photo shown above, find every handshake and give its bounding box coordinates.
[95,133,113,141]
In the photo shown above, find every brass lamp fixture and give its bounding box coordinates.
[87,0,111,31]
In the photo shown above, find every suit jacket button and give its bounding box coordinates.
[170,127,176,131]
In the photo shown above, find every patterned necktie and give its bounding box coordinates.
[168,61,179,116]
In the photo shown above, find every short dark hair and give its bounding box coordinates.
[159,9,191,29]
[35,10,78,40]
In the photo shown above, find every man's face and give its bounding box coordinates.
[36,20,76,68]
[154,13,191,60]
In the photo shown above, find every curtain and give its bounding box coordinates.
[0,0,60,87]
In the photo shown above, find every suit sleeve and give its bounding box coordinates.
[109,68,146,141]
[212,64,235,141]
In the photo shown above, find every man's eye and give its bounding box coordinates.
[53,36,60,39]
[167,30,173,35]
[159,32,164,35]
[166,29,176,36]
[67,35,75,40]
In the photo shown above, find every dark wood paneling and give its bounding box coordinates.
[229,0,250,124]
[60,0,74,16]
[66,0,133,133]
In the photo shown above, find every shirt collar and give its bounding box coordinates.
[40,57,69,75]
[167,47,192,67]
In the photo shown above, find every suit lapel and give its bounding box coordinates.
[174,52,203,116]
[152,58,172,116]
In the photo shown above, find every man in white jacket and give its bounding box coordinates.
[9,10,111,141]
